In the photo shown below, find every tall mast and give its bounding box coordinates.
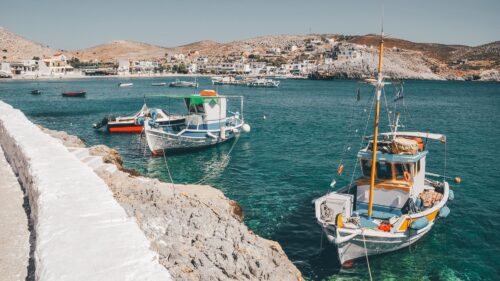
[368,30,384,219]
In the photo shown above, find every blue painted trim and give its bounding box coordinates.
[357,150,428,163]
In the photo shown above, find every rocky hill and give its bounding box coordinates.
[0,27,57,61]
[68,40,169,61]
[1,26,498,80]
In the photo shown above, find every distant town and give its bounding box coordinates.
[0,27,499,81]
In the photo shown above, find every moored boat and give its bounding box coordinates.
[152,82,167,86]
[144,90,250,154]
[169,79,198,88]
[93,103,184,133]
[246,78,280,88]
[118,82,133,87]
[62,91,86,97]
[31,89,41,95]
[313,30,457,265]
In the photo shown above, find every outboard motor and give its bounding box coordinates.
[93,115,115,129]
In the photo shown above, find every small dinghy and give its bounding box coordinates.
[152,82,167,86]
[93,103,184,133]
[62,91,86,97]
[31,89,41,95]
[118,82,133,87]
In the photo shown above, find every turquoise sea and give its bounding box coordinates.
[1,77,499,280]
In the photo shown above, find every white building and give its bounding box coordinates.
[196,57,208,64]
[234,63,251,74]
[188,63,197,73]
[285,45,298,53]
[130,60,159,74]
[333,44,361,60]
[39,53,74,76]
[118,59,130,75]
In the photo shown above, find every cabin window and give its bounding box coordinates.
[394,163,405,179]
[361,159,371,177]
[416,160,421,174]
[394,163,412,180]
[376,162,392,179]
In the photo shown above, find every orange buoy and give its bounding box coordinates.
[454,177,461,184]
[378,223,391,232]
[337,164,344,175]
[200,90,217,96]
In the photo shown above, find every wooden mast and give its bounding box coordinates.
[368,31,384,218]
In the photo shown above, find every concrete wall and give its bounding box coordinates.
[0,101,171,281]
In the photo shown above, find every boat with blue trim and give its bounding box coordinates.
[144,90,250,154]
[313,30,458,265]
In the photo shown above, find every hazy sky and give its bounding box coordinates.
[1,0,499,50]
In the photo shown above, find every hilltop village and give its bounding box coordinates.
[1,27,499,81]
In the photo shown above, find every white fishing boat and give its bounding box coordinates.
[118,82,133,87]
[314,30,458,266]
[169,79,198,88]
[144,90,250,154]
[246,78,280,88]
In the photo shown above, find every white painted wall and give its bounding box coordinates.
[0,101,171,281]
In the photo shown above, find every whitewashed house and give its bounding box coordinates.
[118,59,130,75]
[39,53,74,76]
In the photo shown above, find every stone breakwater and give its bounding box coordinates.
[41,127,303,281]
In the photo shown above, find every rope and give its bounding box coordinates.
[348,92,376,193]
[192,135,240,185]
[361,229,374,281]
[161,147,175,188]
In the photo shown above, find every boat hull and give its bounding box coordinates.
[323,223,432,264]
[62,91,86,97]
[145,128,238,154]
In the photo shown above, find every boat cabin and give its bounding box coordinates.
[182,90,228,130]
[354,137,427,219]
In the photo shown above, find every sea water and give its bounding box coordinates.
[1,77,499,280]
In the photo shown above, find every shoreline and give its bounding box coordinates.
[40,127,304,281]
[1,73,499,82]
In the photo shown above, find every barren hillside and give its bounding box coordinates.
[0,26,57,62]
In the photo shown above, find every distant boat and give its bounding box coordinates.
[62,91,86,97]
[247,78,280,88]
[30,89,41,95]
[119,83,133,87]
[169,79,198,88]
[152,82,167,86]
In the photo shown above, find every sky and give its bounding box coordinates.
[1,0,499,50]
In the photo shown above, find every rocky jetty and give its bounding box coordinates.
[41,127,303,281]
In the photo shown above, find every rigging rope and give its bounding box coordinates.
[348,92,376,192]
[192,135,240,185]
[361,229,374,281]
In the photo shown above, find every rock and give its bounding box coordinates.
[88,145,124,170]
[42,126,303,281]
[479,69,500,81]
